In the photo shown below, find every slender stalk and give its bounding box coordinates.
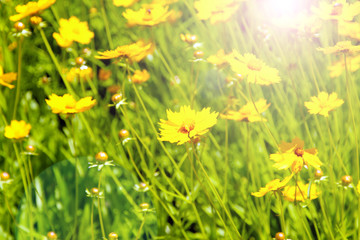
[12,37,23,120]
[194,151,242,239]
[91,200,95,240]
[136,213,147,240]
[277,191,286,234]
[247,83,279,148]
[13,142,33,239]
[97,170,106,239]
[344,54,359,182]
[319,195,335,240]
[71,118,79,240]
[188,143,233,240]
[100,0,113,49]
[39,28,76,96]
[185,145,207,239]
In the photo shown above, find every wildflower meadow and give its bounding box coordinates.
[1,0,360,239]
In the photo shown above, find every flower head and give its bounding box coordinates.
[312,0,360,22]
[317,41,360,55]
[338,21,360,40]
[304,92,344,117]
[221,99,270,122]
[113,0,138,7]
[5,120,31,140]
[0,66,17,89]
[53,17,94,48]
[282,182,320,202]
[9,0,56,22]
[96,41,153,63]
[270,137,322,173]
[122,5,175,27]
[158,106,218,145]
[130,69,150,84]
[45,93,96,114]
[251,174,293,197]
[207,49,232,68]
[64,66,93,83]
[328,55,360,78]
[226,51,281,85]
[194,0,243,24]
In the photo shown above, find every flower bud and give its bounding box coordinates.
[1,172,10,181]
[14,22,25,31]
[341,175,352,186]
[108,232,118,240]
[91,187,99,195]
[139,202,150,210]
[95,152,108,162]
[30,16,42,25]
[111,93,123,104]
[314,169,323,179]
[47,231,58,239]
[275,232,285,240]
[75,57,85,66]
[119,129,130,139]
[194,50,204,58]
[26,145,36,152]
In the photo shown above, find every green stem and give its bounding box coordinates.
[277,191,286,234]
[344,54,359,182]
[100,0,113,49]
[12,37,23,120]
[319,195,335,240]
[97,170,106,239]
[195,153,242,239]
[185,145,207,239]
[91,200,95,240]
[188,143,233,240]
[247,83,279,148]
[136,213,147,240]
[39,28,76,96]
[71,118,79,240]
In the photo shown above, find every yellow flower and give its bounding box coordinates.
[64,66,93,83]
[96,41,153,63]
[5,120,31,140]
[311,0,360,22]
[328,55,360,78]
[0,66,17,89]
[158,106,218,145]
[130,69,150,84]
[45,93,96,114]
[270,137,322,173]
[317,41,360,55]
[226,51,281,85]
[194,0,243,24]
[207,49,232,68]
[282,182,320,202]
[338,21,360,40]
[122,5,175,27]
[113,0,138,7]
[221,99,270,122]
[251,174,293,197]
[53,17,94,48]
[304,92,344,117]
[9,0,56,22]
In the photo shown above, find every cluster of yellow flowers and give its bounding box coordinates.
[253,137,322,202]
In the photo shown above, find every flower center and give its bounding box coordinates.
[65,101,76,109]
[294,148,304,157]
[178,120,195,134]
[143,9,153,21]
[247,59,262,71]
[331,3,343,16]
